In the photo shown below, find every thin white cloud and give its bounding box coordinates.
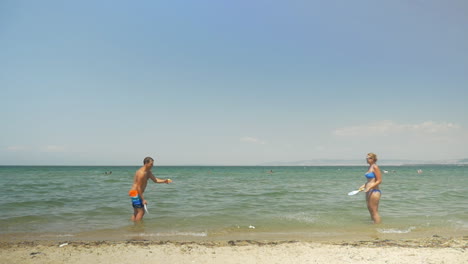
[314,146,325,151]
[6,146,28,151]
[240,137,266,145]
[333,120,461,137]
[41,145,66,152]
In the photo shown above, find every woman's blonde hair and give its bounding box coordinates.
[367,153,378,162]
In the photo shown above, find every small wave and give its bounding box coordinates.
[128,232,208,237]
[280,212,317,224]
[103,179,121,183]
[448,219,468,229]
[39,234,75,238]
[377,226,416,234]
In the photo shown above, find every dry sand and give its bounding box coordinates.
[1,237,466,264]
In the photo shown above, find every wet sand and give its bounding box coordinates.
[1,236,467,264]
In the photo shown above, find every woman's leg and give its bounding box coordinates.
[366,191,381,224]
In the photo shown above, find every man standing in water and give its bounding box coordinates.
[129,157,172,221]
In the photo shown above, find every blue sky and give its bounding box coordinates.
[1,0,467,165]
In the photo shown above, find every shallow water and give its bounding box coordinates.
[0,165,466,241]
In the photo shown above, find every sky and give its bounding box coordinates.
[1,0,467,165]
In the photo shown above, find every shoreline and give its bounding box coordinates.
[1,235,467,248]
[2,225,466,242]
[2,226,467,245]
[1,237,466,264]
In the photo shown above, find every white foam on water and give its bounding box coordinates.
[280,212,317,224]
[377,226,416,234]
[448,219,468,229]
[40,234,75,238]
[128,232,208,237]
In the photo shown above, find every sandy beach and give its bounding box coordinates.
[1,237,466,264]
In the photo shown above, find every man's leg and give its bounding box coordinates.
[132,208,145,222]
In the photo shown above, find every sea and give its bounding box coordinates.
[0,165,467,242]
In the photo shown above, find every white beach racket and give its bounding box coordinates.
[348,189,364,196]
[144,204,149,214]
[348,190,360,195]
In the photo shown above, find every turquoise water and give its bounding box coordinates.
[0,165,467,241]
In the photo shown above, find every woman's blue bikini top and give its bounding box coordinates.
[365,172,376,179]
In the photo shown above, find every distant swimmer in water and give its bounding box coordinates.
[268,170,274,174]
[417,169,423,174]
[128,157,172,222]
[358,153,382,224]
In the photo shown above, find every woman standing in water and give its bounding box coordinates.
[359,153,382,224]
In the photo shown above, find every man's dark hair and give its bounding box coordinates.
[143,157,154,165]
